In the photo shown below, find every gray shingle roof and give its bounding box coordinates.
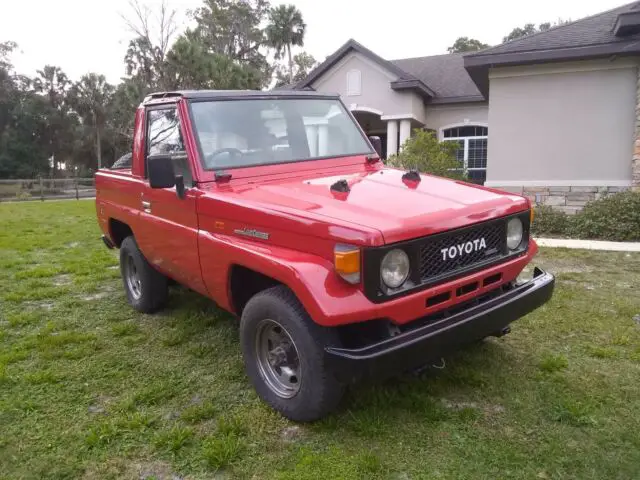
[468,1,640,58]
[464,1,640,97]
[391,53,483,102]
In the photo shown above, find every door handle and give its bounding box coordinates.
[141,200,151,213]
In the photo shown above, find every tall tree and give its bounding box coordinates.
[190,0,272,87]
[274,51,316,87]
[266,4,306,84]
[70,74,115,169]
[0,42,49,178]
[447,37,490,54]
[164,34,262,90]
[0,41,18,137]
[106,79,146,162]
[122,0,178,91]
[33,65,77,175]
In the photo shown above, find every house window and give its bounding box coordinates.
[442,125,488,184]
[346,69,361,96]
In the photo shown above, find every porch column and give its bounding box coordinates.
[306,125,318,156]
[386,120,398,158]
[399,119,412,151]
[318,124,329,156]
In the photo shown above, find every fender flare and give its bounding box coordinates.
[198,231,347,324]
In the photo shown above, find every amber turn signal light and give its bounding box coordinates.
[334,244,361,284]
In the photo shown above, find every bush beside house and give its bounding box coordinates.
[532,191,640,241]
[388,130,465,181]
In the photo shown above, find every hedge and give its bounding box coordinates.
[531,190,640,242]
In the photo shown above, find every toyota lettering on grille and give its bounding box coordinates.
[440,238,487,261]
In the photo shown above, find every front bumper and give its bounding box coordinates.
[326,267,555,382]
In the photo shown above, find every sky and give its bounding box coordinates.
[1,0,633,84]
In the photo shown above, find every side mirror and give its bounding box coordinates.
[148,154,176,189]
[368,136,383,158]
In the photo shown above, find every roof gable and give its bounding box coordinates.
[296,39,436,99]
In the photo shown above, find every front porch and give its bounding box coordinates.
[350,106,488,183]
[351,108,422,159]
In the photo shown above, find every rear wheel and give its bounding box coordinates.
[120,236,168,313]
[240,286,345,422]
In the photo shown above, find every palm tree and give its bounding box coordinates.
[71,74,114,169]
[266,5,306,84]
[34,65,72,175]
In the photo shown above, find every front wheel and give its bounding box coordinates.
[240,286,345,422]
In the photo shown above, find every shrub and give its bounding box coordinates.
[531,205,572,237]
[531,191,640,241]
[387,129,466,180]
[569,190,640,241]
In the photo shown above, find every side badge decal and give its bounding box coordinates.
[234,228,270,240]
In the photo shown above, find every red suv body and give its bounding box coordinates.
[96,90,554,421]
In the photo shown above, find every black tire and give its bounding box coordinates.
[240,285,345,422]
[119,236,168,313]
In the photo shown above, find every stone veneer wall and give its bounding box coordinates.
[495,186,629,214]
[634,64,640,190]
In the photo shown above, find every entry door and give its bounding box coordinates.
[136,105,206,295]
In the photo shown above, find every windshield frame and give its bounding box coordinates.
[186,96,374,172]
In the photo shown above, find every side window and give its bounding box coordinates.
[147,108,185,156]
[146,107,193,185]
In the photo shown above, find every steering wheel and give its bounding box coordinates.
[205,147,243,167]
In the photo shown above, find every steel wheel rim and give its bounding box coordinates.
[255,319,301,399]
[124,255,142,300]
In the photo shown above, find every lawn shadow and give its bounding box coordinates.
[315,339,526,435]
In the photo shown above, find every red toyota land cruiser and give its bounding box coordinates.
[95,90,555,422]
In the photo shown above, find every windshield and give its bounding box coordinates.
[189,98,373,170]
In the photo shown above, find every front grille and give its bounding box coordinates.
[418,221,506,282]
[361,211,530,303]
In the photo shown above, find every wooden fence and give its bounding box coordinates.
[0,178,96,202]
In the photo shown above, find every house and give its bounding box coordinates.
[291,1,640,212]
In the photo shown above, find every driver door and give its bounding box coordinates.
[136,104,206,295]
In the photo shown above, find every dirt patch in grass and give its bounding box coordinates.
[440,398,506,416]
[135,460,183,480]
[22,300,56,310]
[80,292,111,301]
[52,274,72,286]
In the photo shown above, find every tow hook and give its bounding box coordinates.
[491,326,512,338]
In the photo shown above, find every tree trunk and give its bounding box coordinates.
[96,127,102,170]
[93,110,102,170]
[287,44,293,84]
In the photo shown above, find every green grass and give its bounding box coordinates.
[1,201,640,479]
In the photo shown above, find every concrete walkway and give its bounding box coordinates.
[536,238,640,252]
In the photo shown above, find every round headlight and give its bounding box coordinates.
[381,249,410,288]
[507,218,524,250]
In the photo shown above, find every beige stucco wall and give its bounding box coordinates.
[424,103,489,136]
[486,59,637,186]
[311,52,426,123]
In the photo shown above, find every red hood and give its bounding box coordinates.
[207,167,529,244]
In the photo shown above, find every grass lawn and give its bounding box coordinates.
[1,201,640,480]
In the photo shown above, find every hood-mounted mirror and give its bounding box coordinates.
[330,179,350,193]
[402,169,421,182]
